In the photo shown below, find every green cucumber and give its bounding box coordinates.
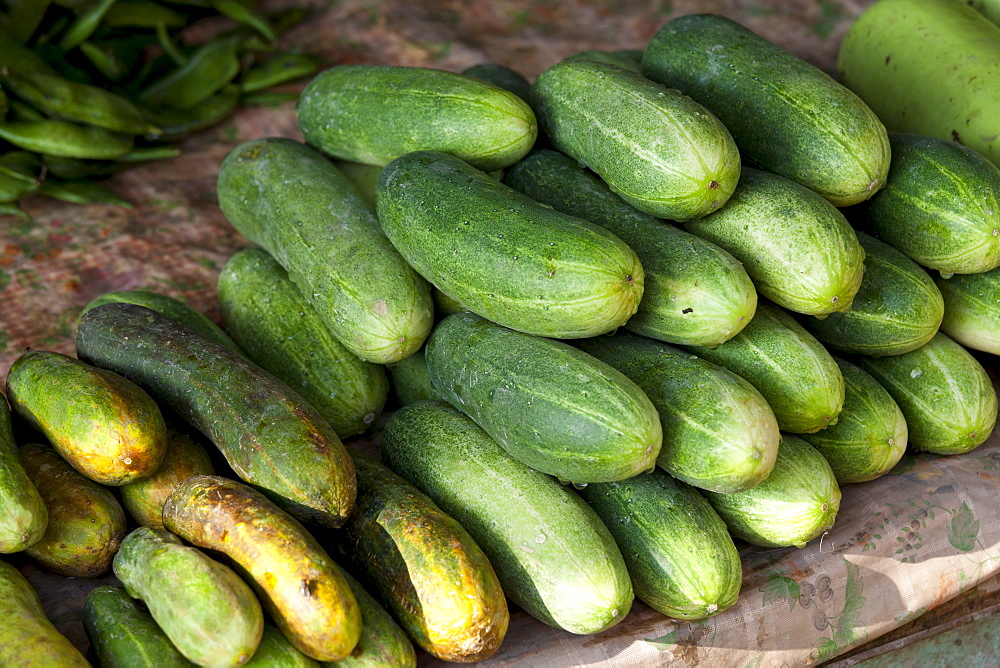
[461,63,531,102]
[937,266,1000,354]
[218,247,389,439]
[388,350,443,406]
[866,133,1000,275]
[580,470,741,620]
[503,149,757,347]
[802,231,943,356]
[800,358,907,484]
[376,150,644,339]
[702,435,842,549]
[562,49,642,72]
[0,396,47,553]
[75,303,356,528]
[84,585,192,667]
[857,332,998,455]
[643,13,890,206]
[381,401,633,635]
[432,288,467,316]
[575,331,779,493]
[682,302,844,434]
[246,625,318,667]
[532,59,739,221]
[297,65,537,170]
[426,312,662,483]
[217,137,433,364]
[333,161,381,210]
[683,168,865,316]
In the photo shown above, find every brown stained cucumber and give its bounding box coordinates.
[0,396,47,553]
[84,585,192,667]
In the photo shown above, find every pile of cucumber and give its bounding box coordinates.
[3,4,1000,665]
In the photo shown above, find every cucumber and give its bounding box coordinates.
[562,49,642,72]
[432,288,467,316]
[7,350,168,485]
[218,247,389,439]
[0,396,47,553]
[936,266,1000,354]
[580,470,741,620]
[381,401,634,635]
[297,65,537,170]
[426,312,662,483]
[461,63,531,102]
[21,442,126,577]
[800,358,907,484]
[327,451,508,663]
[162,476,362,662]
[532,59,740,221]
[865,133,1000,275]
[503,149,757,347]
[683,168,865,316]
[643,13,890,206]
[702,435,842,549]
[575,331,779,494]
[857,332,998,455]
[217,137,433,364]
[0,559,89,667]
[681,302,844,434]
[76,303,356,528]
[376,150,644,339]
[246,625,318,667]
[388,350,443,406]
[113,526,264,666]
[328,565,416,668]
[802,231,944,356]
[84,585,192,667]
[333,161,380,210]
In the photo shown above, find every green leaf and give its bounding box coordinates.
[759,574,799,611]
[814,637,839,661]
[949,502,979,552]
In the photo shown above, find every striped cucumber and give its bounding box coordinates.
[84,586,192,667]
[937,266,1000,354]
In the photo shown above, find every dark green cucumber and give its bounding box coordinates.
[433,288,468,316]
[75,303,356,528]
[937,266,1000,354]
[461,63,531,102]
[388,350,443,407]
[333,161,381,210]
[576,331,779,493]
[532,59,739,221]
[377,150,644,338]
[84,585,192,667]
[426,313,662,483]
[642,13,890,206]
[0,396,47,553]
[800,358,907,484]
[78,290,241,353]
[297,65,537,170]
[503,149,757,347]
[683,168,865,316]
[867,133,1000,275]
[702,435,842,548]
[562,49,642,72]
[218,248,389,439]
[381,401,634,635]
[682,302,844,434]
[327,565,416,668]
[246,625,318,667]
[217,137,433,364]
[857,332,998,454]
[802,231,943,356]
[580,470,741,620]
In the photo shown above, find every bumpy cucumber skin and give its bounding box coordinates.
[803,231,943,356]
[218,248,389,439]
[683,168,865,316]
[0,397,47,553]
[7,351,168,485]
[162,476,362,662]
[327,451,509,663]
[866,133,1000,275]
[84,586,192,667]
[682,302,844,434]
[297,65,537,170]
[562,50,642,72]
[388,350,443,407]
[532,60,740,221]
[76,303,356,528]
[381,401,634,635]
[120,431,214,529]
[0,559,89,667]
[580,470,741,620]
[857,332,998,455]
[113,527,264,666]
[503,149,756,347]
[937,266,1000,354]
[246,625,319,667]
[644,13,889,206]
[426,313,662,483]
[461,63,532,102]
[217,137,433,364]
[576,331,779,494]
[377,150,644,339]
[800,358,907,484]
[702,435,842,549]
[21,442,126,577]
